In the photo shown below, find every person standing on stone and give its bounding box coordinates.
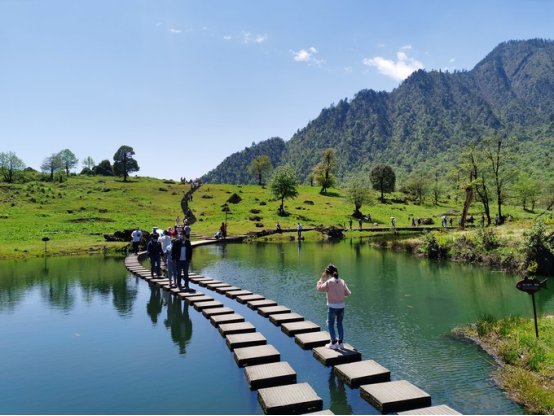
[297,223,302,240]
[172,234,193,291]
[131,227,142,255]
[317,264,351,350]
[146,233,163,278]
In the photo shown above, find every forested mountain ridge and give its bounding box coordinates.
[202,39,554,184]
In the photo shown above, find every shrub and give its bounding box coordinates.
[418,231,449,259]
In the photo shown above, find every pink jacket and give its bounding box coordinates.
[317,277,351,306]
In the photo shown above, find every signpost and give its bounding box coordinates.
[42,236,50,254]
[516,277,547,338]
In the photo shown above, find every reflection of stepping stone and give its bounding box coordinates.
[210,313,245,327]
[334,360,390,388]
[226,289,253,299]
[202,307,235,318]
[218,321,256,336]
[258,305,291,317]
[258,382,323,414]
[360,380,431,414]
[247,299,278,310]
[398,405,460,415]
[313,344,361,366]
[215,286,241,294]
[269,312,304,326]
[281,321,320,336]
[244,362,296,390]
[186,295,214,304]
[236,294,265,304]
[295,331,330,349]
[193,300,224,311]
[234,344,280,368]
[226,332,267,350]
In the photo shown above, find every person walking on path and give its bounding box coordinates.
[165,237,176,287]
[131,227,142,255]
[349,218,353,231]
[297,223,302,240]
[317,264,351,350]
[146,233,163,278]
[172,234,193,291]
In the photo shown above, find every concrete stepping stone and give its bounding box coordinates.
[218,321,256,336]
[199,279,222,287]
[210,313,245,327]
[334,360,391,388]
[226,332,267,350]
[281,321,320,336]
[236,293,265,304]
[258,305,291,317]
[258,382,323,414]
[226,289,253,299]
[186,295,214,304]
[247,299,278,310]
[305,411,334,415]
[269,312,304,326]
[190,276,211,283]
[313,344,361,366]
[244,362,297,390]
[360,380,431,414]
[295,331,331,349]
[205,282,232,289]
[398,405,460,415]
[201,307,235,318]
[177,291,204,300]
[234,344,280,368]
[193,300,224,311]
[215,285,241,294]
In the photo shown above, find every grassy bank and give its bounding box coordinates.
[453,316,554,414]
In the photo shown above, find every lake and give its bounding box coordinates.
[1,240,552,414]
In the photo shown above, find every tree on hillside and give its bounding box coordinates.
[58,149,78,175]
[402,171,430,205]
[41,153,63,181]
[313,148,337,194]
[113,145,139,182]
[93,159,114,176]
[248,155,272,185]
[483,135,516,223]
[0,152,25,183]
[370,164,396,202]
[459,146,492,226]
[515,172,540,212]
[82,156,95,170]
[344,174,371,217]
[269,164,299,215]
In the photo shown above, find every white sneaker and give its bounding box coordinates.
[325,342,338,350]
[337,342,345,349]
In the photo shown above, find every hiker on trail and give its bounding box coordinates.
[276,222,282,233]
[297,223,302,240]
[159,231,171,266]
[146,233,163,278]
[220,222,227,239]
[391,216,396,228]
[131,227,142,255]
[172,233,193,291]
[449,217,453,227]
[358,218,362,230]
[317,264,351,350]
[183,220,191,238]
[411,217,416,227]
[349,218,352,230]
[441,215,447,227]
[165,237,176,287]
[366,213,372,223]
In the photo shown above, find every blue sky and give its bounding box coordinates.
[1,0,553,180]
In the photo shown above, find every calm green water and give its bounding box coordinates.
[0,242,552,414]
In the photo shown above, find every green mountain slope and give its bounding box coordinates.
[202,39,554,183]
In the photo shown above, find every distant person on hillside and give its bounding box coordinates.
[297,223,302,240]
[411,217,416,227]
[172,234,193,291]
[146,233,163,278]
[349,218,352,230]
[390,216,396,228]
[449,217,453,227]
[131,227,142,255]
[317,264,351,350]
[175,216,181,227]
[276,222,282,233]
[358,218,362,230]
[441,215,447,227]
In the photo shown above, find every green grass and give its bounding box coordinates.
[455,315,554,414]
[0,176,551,259]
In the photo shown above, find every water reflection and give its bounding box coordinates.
[328,369,352,415]
[164,294,193,354]
[146,284,163,324]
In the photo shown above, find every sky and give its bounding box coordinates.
[1,0,554,180]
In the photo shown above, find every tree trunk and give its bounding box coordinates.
[461,185,473,230]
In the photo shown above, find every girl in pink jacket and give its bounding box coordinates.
[317,264,351,349]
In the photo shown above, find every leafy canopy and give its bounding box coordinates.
[269,164,299,214]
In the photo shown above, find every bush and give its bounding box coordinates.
[475,227,499,252]
[418,231,449,259]
[476,313,496,337]
[521,220,554,275]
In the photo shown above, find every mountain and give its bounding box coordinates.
[202,39,554,184]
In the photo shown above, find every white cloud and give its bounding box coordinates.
[169,28,182,34]
[223,35,232,41]
[242,31,268,44]
[363,49,424,81]
[449,58,455,63]
[291,47,323,65]
[400,44,412,50]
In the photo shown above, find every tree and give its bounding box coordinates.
[82,156,95,170]
[370,164,396,202]
[344,174,371,217]
[402,171,430,205]
[459,145,492,226]
[113,145,139,181]
[57,149,78,175]
[93,159,114,176]
[313,148,337,194]
[248,155,272,185]
[515,172,540,212]
[40,153,63,181]
[483,135,516,223]
[269,164,299,215]
[0,152,25,183]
